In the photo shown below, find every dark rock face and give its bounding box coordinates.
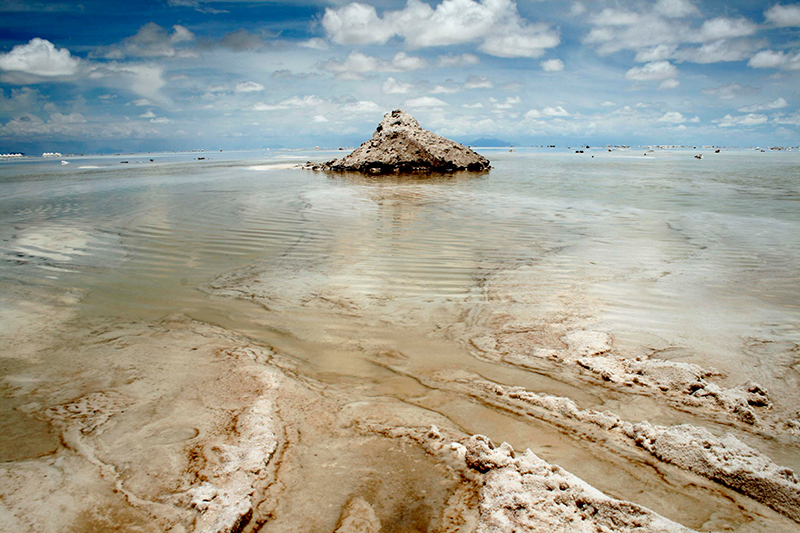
[308,109,491,174]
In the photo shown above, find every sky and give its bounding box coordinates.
[1,0,799,153]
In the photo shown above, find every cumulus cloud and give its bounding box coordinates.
[541,58,564,71]
[714,113,769,127]
[654,0,699,18]
[635,44,676,62]
[702,82,757,100]
[678,39,761,64]
[462,102,484,108]
[658,111,686,123]
[235,81,264,93]
[765,4,800,27]
[527,105,570,118]
[319,51,428,78]
[436,53,480,67]
[218,29,264,51]
[0,38,79,76]
[312,115,328,122]
[625,60,678,81]
[99,22,197,59]
[659,78,680,89]
[584,4,759,64]
[341,101,381,112]
[404,96,449,108]
[748,49,800,70]
[299,38,329,50]
[139,110,157,118]
[321,0,560,59]
[570,2,587,17]
[463,75,493,89]
[431,84,460,94]
[494,96,521,109]
[738,97,788,112]
[542,105,570,116]
[86,63,166,100]
[382,77,414,94]
[49,112,86,124]
[253,95,323,111]
[696,17,757,42]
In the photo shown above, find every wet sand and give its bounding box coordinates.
[1,150,799,531]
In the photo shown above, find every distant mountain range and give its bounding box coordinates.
[468,138,516,147]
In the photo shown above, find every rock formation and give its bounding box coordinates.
[308,109,491,173]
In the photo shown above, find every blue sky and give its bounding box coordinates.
[1,0,799,153]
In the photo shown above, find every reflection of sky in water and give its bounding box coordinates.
[1,148,799,379]
[2,149,800,527]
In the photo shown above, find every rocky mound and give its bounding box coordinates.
[309,109,491,173]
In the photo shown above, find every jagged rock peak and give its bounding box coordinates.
[307,109,491,174]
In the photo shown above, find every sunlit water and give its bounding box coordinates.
[2,148,799,530]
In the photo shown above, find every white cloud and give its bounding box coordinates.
[765,4,800,27]
[714,113,769,127]
[462,102,484,108]
[322,0,560,59]
[480,24,561,58]
[150,117,172,124]
[431,84,460,94]
[391,52,428,71]
[382,77,414,94]
[436,53,480,67]
[635,44,676,62]
[696,17,757,42]
[464,74,493,89]
[341,100,381,112]
[86,63,166,100]
[541,58,564,71]
[103,22,197,59]
[319,51,428,77]
[748,49,800,70]
[253,95,324,111]
[601,101,616,107]
[584,4,758,64]
[659,78,680,89]
[702,82,754,100]
[235,81,264,93]
[738,97,789,112]
[321,2,392,45]
[654,0,699,18]
[625,61,678,81]
[139,110,157,118]
[679,39,760,64]
[49,112,86,124]
[494,96,521,109]
[0,38,79,76]
[542,105,570,117]
[299,38,329,50]
[313,115,328,123]
[404,96,449,108]
[773,111,800,125]
[658,111,686,123]
[132,98,155,106]
[570,3,587,17]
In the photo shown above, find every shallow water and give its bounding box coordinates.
[2,148,800,531]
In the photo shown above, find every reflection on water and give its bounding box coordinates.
[2,149,800,530]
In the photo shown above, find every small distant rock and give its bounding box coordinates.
[307,109,491,174]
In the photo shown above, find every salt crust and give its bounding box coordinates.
[488,329,773,426]
[467,380,800,522]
